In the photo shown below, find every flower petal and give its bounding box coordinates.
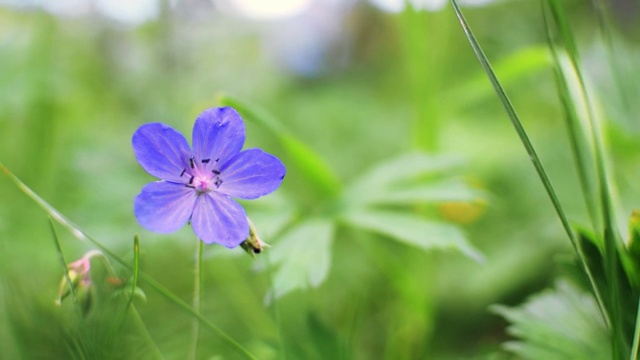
[218,149,286,199]
[192,107,245,171]
[132,123,193,182]
[134,181,197,233]
[191,192,248,247]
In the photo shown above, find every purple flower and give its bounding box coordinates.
[132,107,285,248]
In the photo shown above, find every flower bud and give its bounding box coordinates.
[240,218,269,257]
[55,250,101,315]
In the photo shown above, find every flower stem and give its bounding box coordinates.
[49,218,82,321]
[188,240,204,360]
[631,296,640,360]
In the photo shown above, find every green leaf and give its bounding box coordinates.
[268,219,334,299]
[344,152,481,207]
[218,94,342,198]
[113,287,147,303]
[457,46,551,106]
[342,209,483,263]
[492,281,611,360]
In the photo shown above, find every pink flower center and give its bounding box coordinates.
[182,156,223,194]
[194,175,213,194]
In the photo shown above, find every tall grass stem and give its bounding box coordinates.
[50,219,83,321]
[188,240,204,360]
[449,0,609,326]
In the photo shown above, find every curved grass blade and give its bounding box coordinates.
[449,0,608,328]
[544,0,627,356]
[0,162,257,360]
[217,94,342,198]
[543,7,599,237]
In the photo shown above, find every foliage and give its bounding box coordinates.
[1,0,640,358]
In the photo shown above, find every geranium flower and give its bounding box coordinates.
[132,107,285,247]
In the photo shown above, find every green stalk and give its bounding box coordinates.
[541,1,600,240]
[50,218,83,321]
[0,163,258,360]
[449,0,608,325]
[266,252,287,360]
[188,240,204,360]
[545,0,626,356]
[111,237,165,359]
[631,295,640,360]
[400,7,443,151]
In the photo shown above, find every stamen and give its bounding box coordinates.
[212,169,221,175]
[202,158,210,164]
[215,158,220,162]
[189,157,195,169]
[188,176,194,185]
[214,178,223,188]
[180,169,186,177]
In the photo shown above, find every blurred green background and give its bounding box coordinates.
[1,0,640,358]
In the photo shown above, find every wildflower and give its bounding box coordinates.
[55,250,102,314]
[132,107,286,247]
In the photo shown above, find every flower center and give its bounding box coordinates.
[181,156,224,194]
[194,176,212,194]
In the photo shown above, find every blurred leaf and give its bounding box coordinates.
[344,152,481,207]
[492,280,610,360]
[544,1,629,355]
[353,178,480,207]
[543,0,600,233]
[113,287,147,303]
[218,95,342,198]
[457,46,551,105]
[342,209,483,263]
[268,219,334,299]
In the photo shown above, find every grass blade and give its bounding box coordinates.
[542,3,599,237]
[449,0,608,328]
[50,218,82,320]
[544,0,627,356]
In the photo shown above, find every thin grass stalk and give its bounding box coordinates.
[188,240,204,360]
[266,252,287,360]
[95,241,163,359]
[632,296,640,360]
[593,1,640,357]
[50,218,83,321]
[541,0,600,248]
[545,0,626,356]
[110,237,164,359]
[0,163,258,360]
[113,236,141,331]
[400,6,440,151]
[592,0,633,120]
[448,0,608,325]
